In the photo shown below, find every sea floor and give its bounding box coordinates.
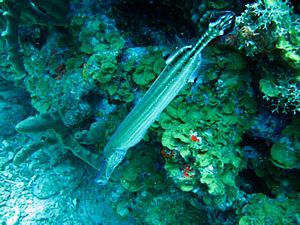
[0,80,134,225]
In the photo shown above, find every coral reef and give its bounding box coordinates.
[0,0,70,78]
[1,0,299,224]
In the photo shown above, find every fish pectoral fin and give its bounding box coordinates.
[188,53,202,83]
[166,45,192,65]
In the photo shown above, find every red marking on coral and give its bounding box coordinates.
[183,165,190,178]
[54,63,66,80]
[161,149,174,159]
[55,63,66,73]
[190,135,200,142]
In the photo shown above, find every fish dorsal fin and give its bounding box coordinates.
[166,45,192,65]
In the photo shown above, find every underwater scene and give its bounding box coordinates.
[0,0,300,224]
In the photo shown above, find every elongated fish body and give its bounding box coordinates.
[95,11,235,185]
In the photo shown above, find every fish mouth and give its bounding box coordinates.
[209,11,236,36]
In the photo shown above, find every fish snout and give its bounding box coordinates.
[209,11,236,36]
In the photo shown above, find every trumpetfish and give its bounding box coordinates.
[95,11,235,185]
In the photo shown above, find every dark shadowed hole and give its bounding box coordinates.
[238,169,273,197]
[110,0,197,46]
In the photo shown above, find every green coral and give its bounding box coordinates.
[132,50,165,87]
[76,16,142,103]
[270,118,300,169]
[66,57,83,71]
[77,17,125,54]
[238,193,300,225]
[120,145,166,192]
[155,47,256,209]
[276,26,300,69]
[25,74,59,112]
[164,159,198,192]
[83,50,119,84]
[82,43,166,103]
[82,48,135,102]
